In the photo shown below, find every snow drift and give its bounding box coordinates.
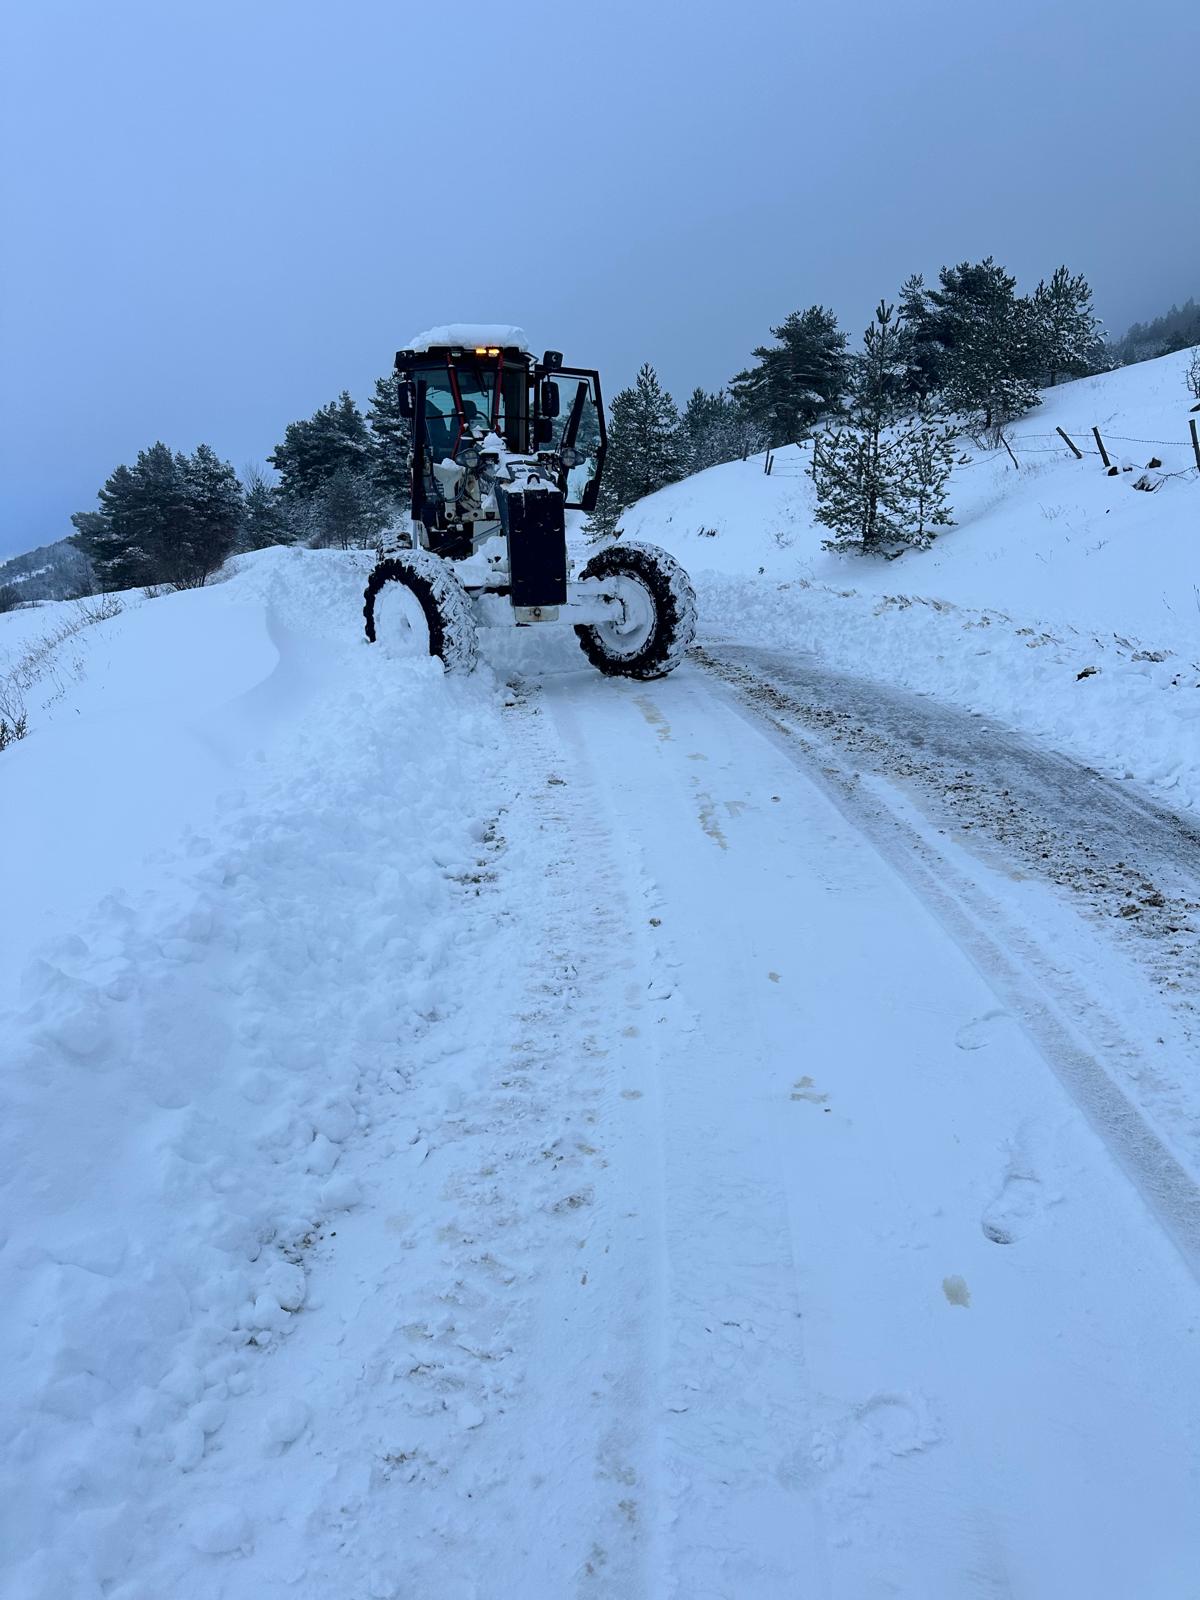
[0,550,514,1596]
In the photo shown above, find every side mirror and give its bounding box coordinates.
[540,380,560,418]
[396,380,416,420]
[534,416,554,445]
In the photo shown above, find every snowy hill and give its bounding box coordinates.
[620,347,1200,810]
[0,536,94,606]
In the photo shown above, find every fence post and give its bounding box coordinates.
[1056,427,1083,459]
[1093,427,1111,468]
[1191,418,1200,474]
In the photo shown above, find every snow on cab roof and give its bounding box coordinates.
[406,324,529,353]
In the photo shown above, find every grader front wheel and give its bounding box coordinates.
[575,542,697,680]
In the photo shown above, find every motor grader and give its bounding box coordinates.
[363,325,696,677]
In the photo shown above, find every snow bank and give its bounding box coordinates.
[0,548,513,1597]
[620,348,1200,810]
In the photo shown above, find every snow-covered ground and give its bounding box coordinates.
[2,369,1199,1596]
[622,348,1200,813]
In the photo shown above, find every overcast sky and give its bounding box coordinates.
[1,0,1195,560]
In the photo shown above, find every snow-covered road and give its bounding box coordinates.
[4,556,1199,1597]
[538,660,1200,1598]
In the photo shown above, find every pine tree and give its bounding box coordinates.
[923,258,1040,443]
[584,364,682,540]
[896,274,948,407]
[306,464,384,550]
[855,301,908,429]
[169,444,242,587]
[681,388,719,474]
[71,441,242,589]
[239,465,293,551]
[680,387,748,475]
[1031,266,1102,387]
[270,391,372,501]
[811,303,954,555]
[811,303,905,554]
[893,420,956,547]
[366,373,412,513]
[70,463,147,590]
[129,442,191,579]
[730,306,848,446]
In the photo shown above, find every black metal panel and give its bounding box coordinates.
[497,484,567,608]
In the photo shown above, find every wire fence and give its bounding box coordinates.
[763,420,1200,482]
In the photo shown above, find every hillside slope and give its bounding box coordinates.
[621,348,1200,810]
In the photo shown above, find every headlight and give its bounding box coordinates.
[559,446,580,467]
[460,448,481,468]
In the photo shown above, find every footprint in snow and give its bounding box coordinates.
[982,1169,1045,1245]
[981,1124,1057,1244]
[954,1009,1012,1052]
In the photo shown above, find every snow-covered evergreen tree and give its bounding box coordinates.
[72,442,242,589]
[730,306,848,445]
[680,388,749,474]
[585,364,682,540]
[811,303,954,555]
[170,443,242,587]
[70,464,148,590]
[1031,266,1102,387]
[129,442,191,578]
[366,373,412,514]
[893,420,956,547]
[238,465,293,551]
[270,392,372,502]
[921,258,1040,443]
[855,301,908,430]
[896,273,948,408]
[811,303,905,554]
[303,464,384,550]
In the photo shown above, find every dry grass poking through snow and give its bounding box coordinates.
[0,593,124,750]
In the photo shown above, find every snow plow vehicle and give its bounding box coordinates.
[363,325,696,678]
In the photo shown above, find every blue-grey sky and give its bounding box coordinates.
[1,0,1195,559]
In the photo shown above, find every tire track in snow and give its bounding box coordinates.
[543,672,830,1597]
[699,652,1200,1283]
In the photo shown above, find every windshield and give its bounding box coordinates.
[411,357,529,457]
[414,359,494,458]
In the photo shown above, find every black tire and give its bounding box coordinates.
[575,541,698,680]
[363,550,478,673]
